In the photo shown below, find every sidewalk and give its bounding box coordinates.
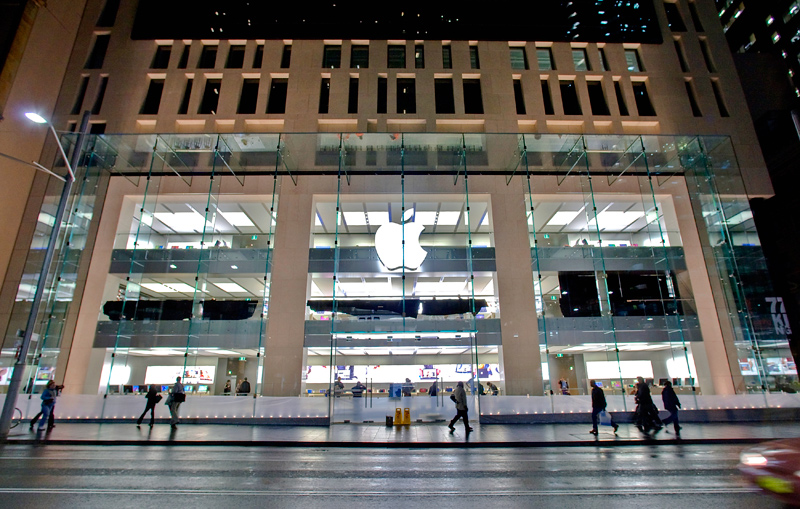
[4,421,800,448]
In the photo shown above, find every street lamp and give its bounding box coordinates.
[0,111,89,439]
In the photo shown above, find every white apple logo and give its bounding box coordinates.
[375,208,427,271]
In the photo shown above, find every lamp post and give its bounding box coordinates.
[0,111,90,439]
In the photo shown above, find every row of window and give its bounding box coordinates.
[664,1,705,33]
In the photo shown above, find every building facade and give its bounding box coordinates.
[0,0,796,423]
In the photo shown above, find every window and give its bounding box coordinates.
[434,79,455,113]
[198,79,221,114]
[178,78,193,114]
[598,48,609,71]
[510,47,528,70]
[674,40,689,72]
[71,76,90,115]
[470,46,480,69]
[397,78,416,114]
[388,46,406,68]
[699,38,715,72]
[267,79,288,114]
[513,79,526,114]
[463,79,484,114]
[415,44,425,68]
[587,82,609,115]
[614,81,629,115]
[572,49,590,71]
[560,81,582,115]
[684,80,702,116]
[96,0,120,27]
[377,77,387,114]
[442,45,452,69]
[711,79,729,117]
[151,46,171,69]
[85,34,110,69]
[253,45,264,68]
[318,78,330,114]
[688,1,704,31]
[225,46,245,68]
[238,79,259,114]
[625,49,643,71]
[140,79,164,115]
[323,45,341,68]
[198,45,217,68]
[632,81,656,116]
[89,123,106,134]
[177,45,190,69]
[664,2,687,31]
[348,77,359,114]
[281,45,292,68]
[784,1,799,23]
[541,80,554,114]
[91,76,109,114]
[536,48,554,70]
[351,45,369,68]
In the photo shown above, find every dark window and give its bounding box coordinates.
[536,48,553,70]
[226,45,245,68]
[396,78,415,114]
[281,45,292,68]
[699,38,715,72]
[377,77,387,114]
[511,47,529,70]
[572,49,590,71]
[388,46,406,68]
[198,79,221,114]
[267,79,288,114]
[632,81,656,116]
[91,76,109,114]
[348,77,359,114]
[177,45,190,69]
[674,40,689,72]
[625,49,643,71]
[323,45,341,68]
[685,80,702,116]
[89,123,106,134]
[598,48,609,71]
[664,2,687,31]
[151,46,171,69]
[253,45,264,68]
[85,34,110,69]
[318,78,330,114]
[442,45,452,69]
[178,78,193,114]
[351,45,369,68]
[587,81,609,115]
[415,44,425,68]
[513,79,526,114]
[711,79,729,117]
[541,80,554,114]
[198,46,217,68]
[96,0,120,27]
[560,81,582,115]
[614,81,629,115]
[470,46,480,69]
[688,1,704,32]
[140,79,164,114]
[463,79,484,114]
[238,79,259,114]
[71,76,90,115]
[434,78,455,114]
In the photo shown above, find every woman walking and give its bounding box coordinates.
[136,385,162,427]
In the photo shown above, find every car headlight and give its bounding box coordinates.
[740,452,768,467]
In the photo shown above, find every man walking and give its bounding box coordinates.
[136,385,161,427]
[589,380,618,435]
[661,381,682,436]
[169,376,185,429]
[448,381,473,434]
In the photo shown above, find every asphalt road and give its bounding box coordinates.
[0,443,783,508]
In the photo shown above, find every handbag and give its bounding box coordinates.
[450,394,457,403]
[154,394,163,404]
[174,392,186,403]
[598,410,613,426]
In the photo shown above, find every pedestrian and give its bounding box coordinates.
[168,376,185,429]
[402,378,413,397]
[29,382,61,431]
[447,381,473,434]
[635,376,662,434]
[487,381,499,395]
[559,378,570,395]
[661,381,682,436]
[223,380,231,394]
[35,381,57,432]
[333,377,344,397]
[589,380,618,435]
[136,385,162,427]
[351,380,366,397]
[428,380,439,396]
[237,377,250,395]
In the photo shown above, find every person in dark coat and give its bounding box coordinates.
[589,380,618,435]
[237,377,251,395]
[448,381,473,434]
[635,376,662,434]
[351,381,366,397]
[660,381,682,436]
[136,385,161,427]
[428,380,439,396]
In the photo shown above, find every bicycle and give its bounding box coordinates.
[9,407,23,429]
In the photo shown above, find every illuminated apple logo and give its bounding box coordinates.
[375,209,427,271]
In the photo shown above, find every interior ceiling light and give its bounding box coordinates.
[547,210,583,226]
[721,210,753,225]
[342,211,368,225]
[588,211,644,231]
[218,210,254,227]
[366,211,390,225]
[154,212,213,233]
[436,211,461,225]
[212,282,248,293]
[414,211,438,225]
[141,282,200,293]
